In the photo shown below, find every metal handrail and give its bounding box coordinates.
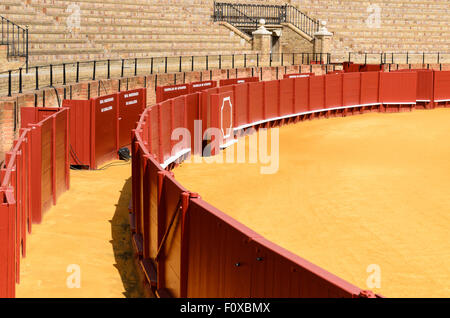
[213,2,320,38]
[0,15,29,71]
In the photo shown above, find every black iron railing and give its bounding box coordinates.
[213,2,320,38]
[0,52,330,97]
[1,16,29,71]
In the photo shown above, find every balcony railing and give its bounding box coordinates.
[1,16,29,71]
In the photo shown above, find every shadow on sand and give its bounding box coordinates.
[110,177,149,298]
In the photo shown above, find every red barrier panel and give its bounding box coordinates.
[325,74,343,108]
[343,62,361,73]
[279,78,295,116]
[157,173,188,297]
[283,73,314,79]
[92,94,119,169]
[380,72,417,104]
[264,80,280,119]
[156,83,189,103]
[0,190,15,298]
[248,82,264,124]
[434,71,450,103]
[360,64,384,72]
[62,99,91,166]
[209,91,234,150]
[219,77,259,87]
[199,87,219,136]
[147,105,161,161]
[309,76,325,111]
[294,77,310,113]
[233,83,249,128]
[159,100,173,163]
[118,88,146,148]
[185,93,201,156]
[342,73,361,106]
[189,80,217,93]
[360,72,381,105]
[20,108,58,128]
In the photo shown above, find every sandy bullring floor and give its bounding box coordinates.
[16,108,450,298]
[16,161,144,298]
[174,108,450,298]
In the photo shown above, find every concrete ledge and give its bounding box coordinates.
[281,22,314,42]
[217,21,253,43]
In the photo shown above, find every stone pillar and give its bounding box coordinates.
[252,19,272,66]
[314,21,333,64]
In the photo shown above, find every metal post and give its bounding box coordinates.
[50,64,53,86]
[63,63,66,85]
[121,59,124,77]
[35,66,39,90]
[76,62,80,82]
[8,70,12,97]
[179,56,182,72]
[107,59,110,79]
[92,60,96,80]
[25,26,29,73]
[165,56,168,73]
[135,58,138,76]
[191,56,194,72]
[19,68,22,94]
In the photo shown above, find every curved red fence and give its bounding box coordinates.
[130,69,450,298]
[0,108,70,298]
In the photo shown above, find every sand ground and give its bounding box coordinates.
[174,108,450,298]
[16,161,144,298]
[16,108,450,298]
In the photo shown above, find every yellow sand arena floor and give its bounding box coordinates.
[174,109,450,298]
[16,161,144,298]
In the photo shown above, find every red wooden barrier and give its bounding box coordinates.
[190,80,217,93]
[0,108,70,298]
[434,71,450,107]
[342,73,361,107]
[309,75,325,111]
[219,77,259,87]
[294,76,310,113]
[264,80,280,119]
[380,72,417,112]
[279,78,295,116]
[156,83,189,103]
[283,73,314,79]
[118,88,146,148]
[325,74,343,109]
[63,89,147,169]
[248,82,264,124]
